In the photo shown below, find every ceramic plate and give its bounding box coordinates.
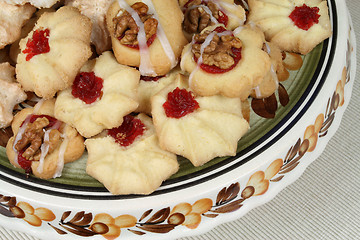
[0,0,356,239]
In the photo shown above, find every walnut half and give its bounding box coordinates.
[192,29,243,69]
[112,2,158,46]
[15,117,61,161]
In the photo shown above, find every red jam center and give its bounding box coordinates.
[17,114,60,173]
[140,75,164,82]
[184,0,229,26]
[163,87,200,118]
[289,4,320,31]
[22,28,50,61]
[194,26,242,74]
[108,115,146,147]
[72,72,104,104]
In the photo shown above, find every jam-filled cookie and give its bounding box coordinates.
[6,99,85,179]
[85,113,179,195]
[181,24,271,100]
[247,0,332,54]
[55,51,140,138]
[180,0,246,40]
[16,6,92,99]
[151,74,249,167]
[106,0,188,76]
[4,0,60,9]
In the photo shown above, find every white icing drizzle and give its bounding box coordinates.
[213,0,246,25]
[117,0,156,76]
[142,0,177,69]
[37,129,51,173]
[233,25,244,36]
[53,132,68,178]
[254,86,262,98]
[264,42,279,89]
[12,99,45,166]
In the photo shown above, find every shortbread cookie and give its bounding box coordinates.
[65,0,113,54]
[0,2,36,49]
[6,99,85,179]
[55,51,140,138]
[4,0,60,8]
[250,41,285,99]
[180,0,246,40]
[0,63,27,128]
[151,74,249,167]
[181,24,271,100]
[16,6,92,99]
[106,0,188,76]
[136,67,181,115]
[86,113,179,195]
[247,0,332,54]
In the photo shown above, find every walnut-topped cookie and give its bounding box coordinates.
[16,6,92,99]
[55,51,140,138]
[106,0,188,76]
[86,113,179,195]
[247,0,332,54]
[151,74,249,167]
[181,24,271,100]
[6,99,85,179]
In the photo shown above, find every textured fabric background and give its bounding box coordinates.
[1,0,359,239]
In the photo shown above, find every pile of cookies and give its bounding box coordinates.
[0,0,331,195]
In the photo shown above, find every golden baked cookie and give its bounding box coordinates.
[181,24,271,100]
[0,2,36,49]
[85,113,179,195]
[16,6,92,99]
[247,0,332,54]
[4,0,60,8]
[6,99,85,179]
[55,51,140,138]
[151,74,249,167]
[106,0,188,76]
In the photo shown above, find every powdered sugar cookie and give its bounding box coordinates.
[85,113,179,195]
[181,24,271,100]
[55,51,140,138]
[6,99,85,179]
[106,0,188,76]
[4,0,60,8]
[247,0,332,54]
[65,0,113,54]
[151,74,249,167]
[0,2,36,49]
[16,6,92,99]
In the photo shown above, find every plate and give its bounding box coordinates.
[0,0,356,239]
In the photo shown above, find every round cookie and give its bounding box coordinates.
[247,0,332,55]
[6,99,85,179]
[55,51,140,138]
[16,6,92,99]
[85,113,179,195]
[106,0,188,76]
[181,24,271,100]
[151,74,249,167]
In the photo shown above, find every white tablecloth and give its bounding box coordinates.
[1,0,359,239]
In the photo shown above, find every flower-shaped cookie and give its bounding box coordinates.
[247,0,332,54]
[151,74,250,167]
[6,99,85,179]
[0,1,35,49]
[106,0,188,76]
[4,0,60,8]
[55,51,140,138]
[85,113,179,195]
[181,24,271,100]
[16,6,92,99]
